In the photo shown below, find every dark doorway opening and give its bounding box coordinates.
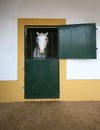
[25,26,58,59]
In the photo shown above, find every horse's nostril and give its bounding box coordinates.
[40,50,44,54]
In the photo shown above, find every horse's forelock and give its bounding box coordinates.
[36,33,48,40]
[37,33,48,37]
[39,33,47,37]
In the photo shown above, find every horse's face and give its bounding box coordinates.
[36,32,48,54]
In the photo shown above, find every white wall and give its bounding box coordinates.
[0,0,100,80]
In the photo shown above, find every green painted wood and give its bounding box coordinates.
[59,23,96,59]
[25,59,59,98]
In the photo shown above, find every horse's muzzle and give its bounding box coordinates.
[40,49,45,54]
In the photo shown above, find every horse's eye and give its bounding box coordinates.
[45,38,47,41]
[37,38,39,41]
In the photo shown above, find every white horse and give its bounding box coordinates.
[33,32,49,58]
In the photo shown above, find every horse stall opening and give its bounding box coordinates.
[24,26,59,99]
[25,26,58,59]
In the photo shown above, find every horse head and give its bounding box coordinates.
[36,32,48,54]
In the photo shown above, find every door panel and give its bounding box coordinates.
[25,59,59,98]
[59,23,96,59]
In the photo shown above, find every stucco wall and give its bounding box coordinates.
[0,0,100,102]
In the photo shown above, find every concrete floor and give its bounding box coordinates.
[0,101,100,130]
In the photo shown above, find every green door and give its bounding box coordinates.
[59,23,96,59]
[24,26,59,99]
[25,59,59,98]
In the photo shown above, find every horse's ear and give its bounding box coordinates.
[45,32,48,36]
[36,32,39,35]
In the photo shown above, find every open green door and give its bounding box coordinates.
[59,23,96,59]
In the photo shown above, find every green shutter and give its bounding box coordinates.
[59,23,96,59]
[25,59,59,98]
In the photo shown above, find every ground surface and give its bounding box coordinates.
[0,101,100,130]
